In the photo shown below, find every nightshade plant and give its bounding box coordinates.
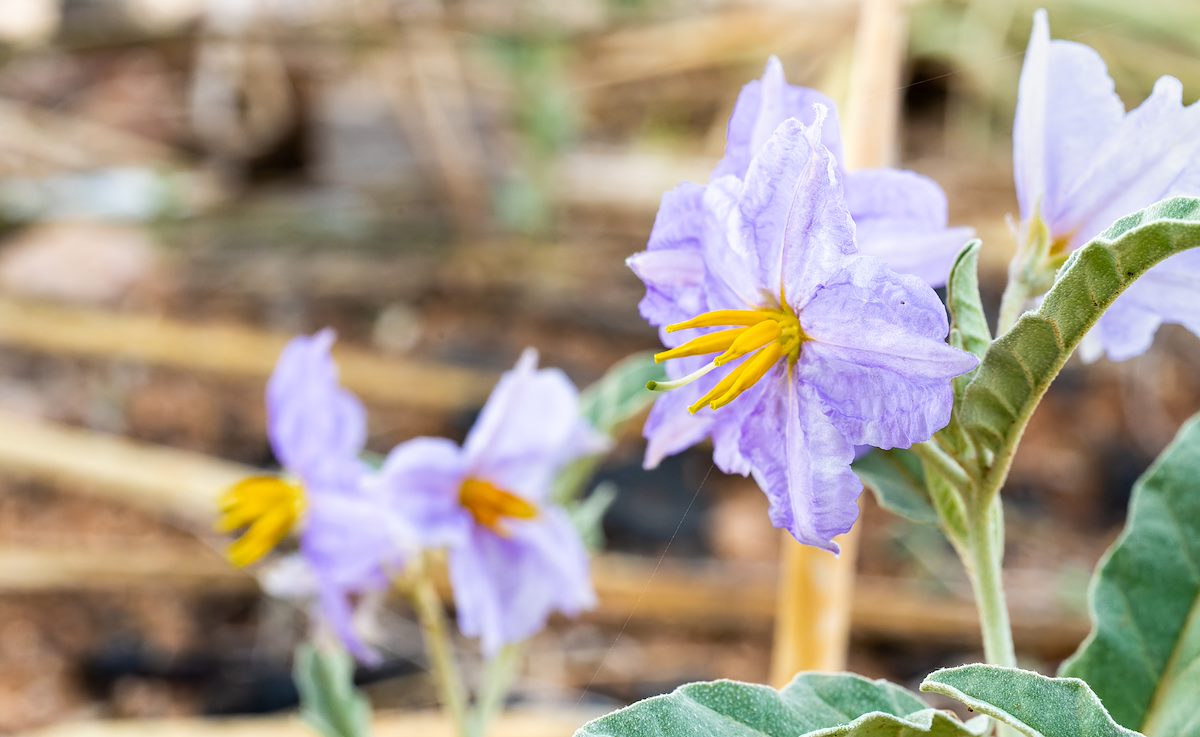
[217,10,1200,737]
[578,12,1200,737]
[220,337,658,737]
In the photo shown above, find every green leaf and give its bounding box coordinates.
[946,239,992,367]
[575,673,987,737]
[853,449,936,524]
[922,664,1142,737]
[568,481,619,551]
[960,197,1200,496]
[554,352,663,505]
[1060,412,1200,736]
[293,644,372,737]
[580,352,666,436]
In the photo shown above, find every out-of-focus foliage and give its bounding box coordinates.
[910,0,1200,153]
[294,645,372,737]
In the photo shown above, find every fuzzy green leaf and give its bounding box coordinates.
[946,239,992,367]
[293,645,372,737]
[922,665,1142,737]
[580,351,665,435]
[1060,412,1200,736]
[853,449,936,525]
[575,673,987,737]
[960,197,1200,496]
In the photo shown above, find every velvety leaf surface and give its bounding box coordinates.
[945,239,992,368]
[576,674,986,737]
[853,449,936,525]
[960,197,1200,495]
[1060,412,1200,736]
[293,645,372,737]
[922,665,1142,737]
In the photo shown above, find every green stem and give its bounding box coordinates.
[472,645,521,736]
[911,440,972,490]
[409,570,473,737]
[965,498,1016,668]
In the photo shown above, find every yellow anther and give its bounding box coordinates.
[710,343,784,410]
[654,304,806,414]
[666,310,775,333]
[459,477,538,536]
[714,319,782,366]
[218,476,305,567]
[654,330,744,363]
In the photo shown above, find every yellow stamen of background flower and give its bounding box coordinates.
[217,476,306,567]
[459,477,538,536]
[650,305,806,414]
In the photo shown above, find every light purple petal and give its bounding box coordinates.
[1014,9,1123,231]
[463,349,605,502]
[266,329,367,491]
[739,377,860,552]
[642,386,713,469]
[715,56,844,179]
[843,169,973,287]
[449,509,595,657]
[301,484,416,664]
[627,183,709,327]
[316,583,380,665]
[375,436,470,548]
[720,112,857,308]
[798,258,978,448]
[1059,76,1200,247]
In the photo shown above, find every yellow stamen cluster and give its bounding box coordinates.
[459,477,539,536]
[648,306,806,413]
[217,476,306,567]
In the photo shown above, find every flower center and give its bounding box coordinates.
[647,306,806,414]
[217,476,306,567]
[458,477,538,536]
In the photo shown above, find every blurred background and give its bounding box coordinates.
[1,0,1199,733]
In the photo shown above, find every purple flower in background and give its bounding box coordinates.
[629,111,977,551]
[378,349,605,656]
[1015,10,1200,361]
[717,57,973,287]
[218,330,413,662]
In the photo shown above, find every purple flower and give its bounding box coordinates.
[716,57,972,287]
[378,349,606,656]
[629,111,977,551]
[219,329,413,662]
[1015,10,1200,361]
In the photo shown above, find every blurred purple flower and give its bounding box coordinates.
[716,57,972,287]
[629,111,977,551]
[219,329,414,663]
[1015,10,1200,361]
[378,349,606,657]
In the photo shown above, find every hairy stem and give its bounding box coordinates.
[911,440,972,490]
[965,498,1016,668]
[409,570,473,737]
